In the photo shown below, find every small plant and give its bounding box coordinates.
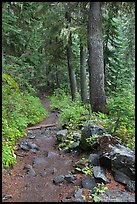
[91,183,108,202]
[86,134,99,145]
[75,164,93,175]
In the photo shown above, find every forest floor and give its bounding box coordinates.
[2,94,135,202]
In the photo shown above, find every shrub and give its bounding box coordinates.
[2,73,48,168]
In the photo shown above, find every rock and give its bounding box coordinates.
[75,159,88,169]
[88,154,100,166]
[125,180,135,192]
[27,141,39,150]
[27,130,33,136]
[113,170,131,185]
[53,175,65,184]
[69,141,80,149]
[40,170,47,177]
[64,174,76,183]
[2,194,13,200]
[20,141,30,151]
[99,135,135,186]
[79,123,104,150]
[24,164,36,177]
[98,135,135,191]
[73,188,83,198]
[56,129,68,142]
[20,140,39,151]
[99,189,135,202]
[73,188,84,202]
[27,130,35,139]
[93,166,110,183]
[73,132,81,140]
[81,175,97,191]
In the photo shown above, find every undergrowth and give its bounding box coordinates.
[50,88,135,151]
[2,73,48,168]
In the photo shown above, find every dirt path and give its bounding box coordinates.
[2,96,135,202]
[2,97,82,202]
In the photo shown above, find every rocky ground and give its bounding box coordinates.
[2,95,135,202]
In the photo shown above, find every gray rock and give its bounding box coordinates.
[88,154,100,166]
[99,189,135,202]
[73,132,81,140]
[75,159,88,169]
[24,164,36,177]
[40,170,47,177]
[27,141,39,150]
[27,130,33,136]
[125,180,135,192]
[27,130,35,139]
[20,141,30,151]
[93,166,110,183]
[113,170,131,185]
[79,123,104,150]
[20,140,39,151]
[53,175,65,184]
[69,141,80,149]
[73,188,83,198]
[56,129,68,142]
[99,135,135,187]
[81,175,97,190]
[64,174,76,183]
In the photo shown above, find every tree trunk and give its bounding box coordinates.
[66,31,77,101]
[80,43,88,103]
[87,2,107,113]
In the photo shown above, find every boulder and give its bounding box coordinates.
[98,135,135,191]
[56,129,68,142]
[99,189,135,202]
[88,154,100,166]
[81,175,97,191]
[79,123,104,150]
[93,166,110,183]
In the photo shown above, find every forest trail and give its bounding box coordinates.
[2,95,135,202]
[2,95,82,202]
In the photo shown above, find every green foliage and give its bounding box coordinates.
[75,164,93,175]
[50,89,88,130]
[86,88,135,151]
[86,134,100,145]
[50,88,72,110]
[107,91,135,150]
[2,74,48,168]
[91,183,108,202]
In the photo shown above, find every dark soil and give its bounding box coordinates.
[2,95,135,202]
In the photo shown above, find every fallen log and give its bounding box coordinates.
[25,123,56,131]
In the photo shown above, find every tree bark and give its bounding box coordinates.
[66,31,77,101]
[65,7,77,101]
[80,43,88,103]
[87,2,107,113]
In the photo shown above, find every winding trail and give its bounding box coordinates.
[2,96,135,202]
[2,97,82,202]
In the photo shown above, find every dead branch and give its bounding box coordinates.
[25,123,56,131]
